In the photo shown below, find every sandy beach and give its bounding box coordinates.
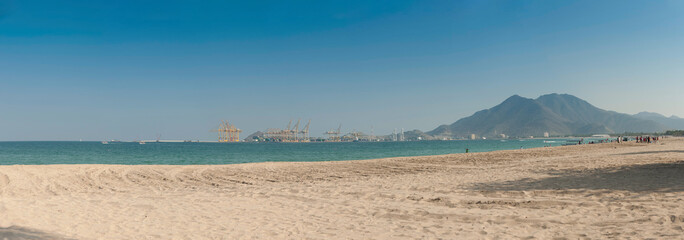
[1,138,683,239]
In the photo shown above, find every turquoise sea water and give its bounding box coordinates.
[0,139,577,165]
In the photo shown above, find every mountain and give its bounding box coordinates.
[633,112,684,130]
[429,95,573,138]
[535,94,666,133]
[243,131,265,142]
[428,94,667,138]
[401,130,435,141]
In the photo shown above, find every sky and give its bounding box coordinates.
[1,0,683,141]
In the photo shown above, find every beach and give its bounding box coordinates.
[1,138,683,239]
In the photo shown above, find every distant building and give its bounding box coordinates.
[470,134,477,140]
[544,132,549,138]
[499,134,507,139]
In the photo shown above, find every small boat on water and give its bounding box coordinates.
[139,141,146,145]
[101,141,109,144]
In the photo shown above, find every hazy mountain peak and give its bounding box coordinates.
[633,111,684,129]
[536,93,567,98]
[503,94,527,102]
[536,93,588,103]
[635,111,666,118]
[537,93,563,98]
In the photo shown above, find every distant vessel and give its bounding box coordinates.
[101,141,109,144]
[139,141,146,145]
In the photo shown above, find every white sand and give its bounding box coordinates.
[1,138,683,239]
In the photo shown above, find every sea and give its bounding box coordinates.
[0,139,592,165]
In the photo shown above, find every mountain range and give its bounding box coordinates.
[424,93,683,139]
[632,112,684,130]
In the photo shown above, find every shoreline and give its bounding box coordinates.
[1,138,683,239]
[0,141,596,167]
[0,137,602,166]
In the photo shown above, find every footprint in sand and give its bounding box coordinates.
[0,173,9,188]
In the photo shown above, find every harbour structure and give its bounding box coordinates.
[300,119,311,141]
[344,129,365,141]
[324,124,342,142]
[216,120,242,142]
[264,120,291,142]
[263,119,311,142]
[291,119,299,141]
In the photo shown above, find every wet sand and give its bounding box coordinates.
[1,138,683,239]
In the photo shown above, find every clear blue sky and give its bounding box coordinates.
[1,0,683,141]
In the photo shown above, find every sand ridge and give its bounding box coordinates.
[1,138,683,239]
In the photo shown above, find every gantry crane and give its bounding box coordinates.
[299,119,310,141]
[214,120,242,142]
[291,119,300,141]
[324,124,342,142]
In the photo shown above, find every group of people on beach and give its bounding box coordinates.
[636,136,659,143]
[579,135,659,145]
